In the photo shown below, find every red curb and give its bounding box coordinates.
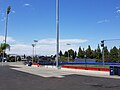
[61,66,110,72]
[31,64,110,72]
[32,63,41,67]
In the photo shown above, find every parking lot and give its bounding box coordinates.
[0,64,120,90]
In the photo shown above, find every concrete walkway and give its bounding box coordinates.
[10,64,120,79]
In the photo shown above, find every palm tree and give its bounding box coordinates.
[0,43,10,61]
[0,43,10,54]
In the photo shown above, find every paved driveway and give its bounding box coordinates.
[0,65,120,90]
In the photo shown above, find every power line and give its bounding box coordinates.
[104,39,120,42]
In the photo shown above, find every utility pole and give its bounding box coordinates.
[56,0,59,68]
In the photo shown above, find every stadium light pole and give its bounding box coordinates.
[34,40,38,61]
[32,44,35,63]
[56,0,59,68]
[66,43,71,62]
[5,6,11,44]
[2,6,11,63]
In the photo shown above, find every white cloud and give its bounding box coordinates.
[8,44,32,55]
[12,10,15,13]
[0,35,15,43]
[7,43,77,56]
[24,3,31,7]
[0,12,4,17]
[7,44,55,56]
[116,7,119,9]
[1,17,6,22]
[5,38,88,56]
[0,9,4,16]
[0,8,2,13]
[116,9,120,13]
[38,38,87,45]
[60,39,87,44]
[0,9,5,22]
[97,19,110,24]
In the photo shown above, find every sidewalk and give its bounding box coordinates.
[10,64,120,79]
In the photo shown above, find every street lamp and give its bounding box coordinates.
[2,6,11,63]
[56,0,59,68]
[66,43,71,62]
[34,40,38,57]
[32,44,35,63]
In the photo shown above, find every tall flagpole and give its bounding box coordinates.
[56,0,59,68]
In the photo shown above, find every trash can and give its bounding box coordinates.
[118,66,120,76]
[110,65,120,76]
[110,66,114,75]
[114,66,119,75]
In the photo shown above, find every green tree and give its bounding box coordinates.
[110,46,119,62]
[93,49,97,58]
[9,56,15,62]
[96,44,102,61]
[74,51,77,59]
[104,46,110,62]
[78,47,84,58]
[68,49,75,59]
[118,47,120,62]
[27,56,32,60]
[86,45,93,58]
[0,43,10,60]
[0,43,10,53]
[17,56,21,61]
[59,50,63,57]
[60,56,73,62]
[64,51,68,57]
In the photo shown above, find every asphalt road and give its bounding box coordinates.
[0,65,120,90]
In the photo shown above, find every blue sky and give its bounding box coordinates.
[0,0,120,55]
